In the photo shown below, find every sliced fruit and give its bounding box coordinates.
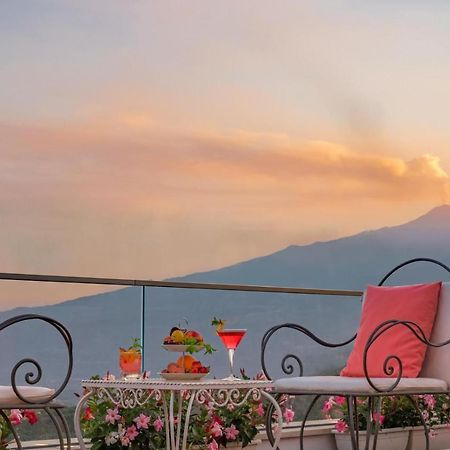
[120,349,140,362]
[171,329,185,343]
[211,317,226,332]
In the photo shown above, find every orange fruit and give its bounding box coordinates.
[176,355,197,371]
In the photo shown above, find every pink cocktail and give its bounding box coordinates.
[217,329,246,380]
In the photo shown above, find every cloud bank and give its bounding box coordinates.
[0,121,448,307]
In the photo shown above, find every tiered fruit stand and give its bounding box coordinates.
[160,344,209,380]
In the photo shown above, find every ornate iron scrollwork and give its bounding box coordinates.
[363,319,450,392]
[260,322,356,380]
[362,258,450,393]
[377,257,450,287]
[0,314,73,403]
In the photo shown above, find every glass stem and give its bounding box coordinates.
[228,348,235,378]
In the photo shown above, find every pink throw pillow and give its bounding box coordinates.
[341,282,441,378]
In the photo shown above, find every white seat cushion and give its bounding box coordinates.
[274,376,447,394]
[0,385,55,404]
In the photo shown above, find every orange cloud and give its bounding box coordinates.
[0,120,448,309]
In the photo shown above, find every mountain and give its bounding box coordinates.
[1,205,450,403]
[172,204,450,289]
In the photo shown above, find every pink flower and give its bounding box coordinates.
[322,399,334,412]
[210,421,223,438]
[9,410,23,426]
[227,403,235,411]
[335,396,346,405]
[23,410,38,425]
[422,410,430,421]
[255,402,265,417]
[154,416,164,432]
[211,415,223,425]
[254,371,268,381]
[205,401,216,414]
[208,439,219,450]
[424,395,436,410]
[335,419,348,433]
[322,398,334,418]
[105,407,121,425]
[283,408,295,423]
[372,412,385,426]
[120,435,130,446]
[83,407,94,421]
[224,424,239,441]
[126,425,139,441]
[134,413,150,430]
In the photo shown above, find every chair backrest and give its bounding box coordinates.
[420,282,450,384]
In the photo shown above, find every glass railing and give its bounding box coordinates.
[0,271,363,439]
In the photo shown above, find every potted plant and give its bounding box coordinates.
[0,409,39,450]
[407,394,450,450]
[323,394,450,450]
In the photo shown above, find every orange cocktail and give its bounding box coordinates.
[119,349,141,379]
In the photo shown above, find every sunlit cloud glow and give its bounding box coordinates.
[0,120,448,305]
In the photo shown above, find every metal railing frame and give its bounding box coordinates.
[0,272,363,370]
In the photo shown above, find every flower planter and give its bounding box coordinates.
[334,427,409,450]
[192,440,260,449]
[407,424,450,450]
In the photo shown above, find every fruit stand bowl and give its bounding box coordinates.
[158,372,209,381]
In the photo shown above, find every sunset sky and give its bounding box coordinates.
[1,1,450,308]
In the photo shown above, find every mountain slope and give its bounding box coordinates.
[174,204,450,288]
[1,205,450,403]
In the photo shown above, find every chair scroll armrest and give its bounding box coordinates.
[0,314,73,404]
[261,322,356,380]
[363,319,450,393]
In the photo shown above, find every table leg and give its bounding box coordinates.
[182,392,195,450]
[162,394,171,450]
[261,390,283,450]
[74,391,94,450]
[175,391,184,449]
[169,391,176,449]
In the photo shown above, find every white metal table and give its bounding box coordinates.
[74,378,283,450]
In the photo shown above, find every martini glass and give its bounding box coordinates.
[217,329,247,380]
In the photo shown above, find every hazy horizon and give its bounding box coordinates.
[1,203,449,311]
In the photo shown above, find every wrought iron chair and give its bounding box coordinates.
[261,258,450,450]
[0,314,73,450]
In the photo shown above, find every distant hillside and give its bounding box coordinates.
[1,205,450,403]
